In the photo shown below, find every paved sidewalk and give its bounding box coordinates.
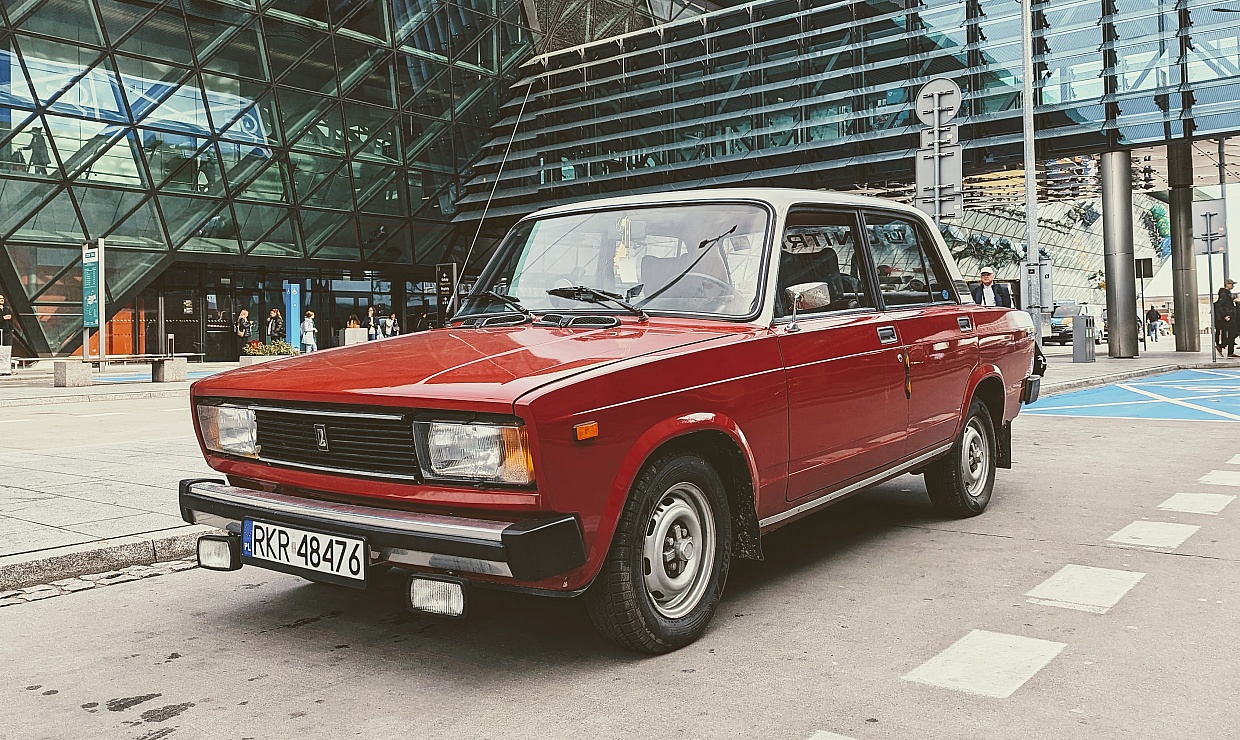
[0,339,1233,591]
[0,361,237,407]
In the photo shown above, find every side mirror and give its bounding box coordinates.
[786,290,802,333]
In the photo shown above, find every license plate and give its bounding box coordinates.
[242,520,367,586]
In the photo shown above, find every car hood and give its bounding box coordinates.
[192,319,744,411]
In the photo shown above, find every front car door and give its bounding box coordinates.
[775,208,909,502]
[862,210,979,455]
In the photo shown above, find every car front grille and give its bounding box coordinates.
[254,407,420,479]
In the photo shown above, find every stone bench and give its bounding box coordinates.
[53,355,196,386]
[53,360,93,387]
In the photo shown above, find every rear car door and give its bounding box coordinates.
[862,210,979,456]
[775,208,909,502]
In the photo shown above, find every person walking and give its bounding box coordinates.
[0,293,13,347]
[300,311,318,353]
[970,267,1013,307]
[1213,286,1236,356]
[265,308,284,345]
[1145,305,1161,343]
[25,127,50,176]
[363,306,381,341]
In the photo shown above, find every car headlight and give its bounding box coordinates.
[197,404,259,458]
[414,421,534,485]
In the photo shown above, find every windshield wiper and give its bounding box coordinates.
[546,285,649,322]
[468,289,533,318]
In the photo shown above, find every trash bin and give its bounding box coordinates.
[1072,314,1096,363]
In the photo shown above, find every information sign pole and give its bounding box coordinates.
[82,238,105,364]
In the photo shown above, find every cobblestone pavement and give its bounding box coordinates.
[0,559,197,608]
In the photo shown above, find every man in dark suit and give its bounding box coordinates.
[971,266,1013,307]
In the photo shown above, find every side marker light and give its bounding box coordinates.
[574,421,599,441]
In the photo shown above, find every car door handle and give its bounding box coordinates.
[958,316,973,332]
[877,326,898,344]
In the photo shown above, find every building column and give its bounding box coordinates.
[1101,150,1139,358]
[1169,140,1199,352]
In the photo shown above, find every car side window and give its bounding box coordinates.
[775,210,874,317]
[863,212,955,307]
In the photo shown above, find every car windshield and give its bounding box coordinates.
[460,204,770,319]
[1053,305,1081,318]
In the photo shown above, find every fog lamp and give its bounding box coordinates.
[197,535,241,571]
[406,575,468,618]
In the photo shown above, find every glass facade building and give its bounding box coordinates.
[2,0,1238,355]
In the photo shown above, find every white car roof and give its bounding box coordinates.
[524,187,931,223]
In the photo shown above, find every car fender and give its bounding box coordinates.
[959,363,1008,435]
[592,412,762,559]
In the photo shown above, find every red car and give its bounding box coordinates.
[183,189,1040,653]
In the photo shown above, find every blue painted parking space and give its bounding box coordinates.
[1026,369,1240,422]
[94,370,219,383]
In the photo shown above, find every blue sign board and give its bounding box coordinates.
[82,241,101,329]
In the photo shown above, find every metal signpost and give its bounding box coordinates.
[82,237,105,363]
[1136,257,1154,348]
[1194,201,1227,362]
[283,281,300,347]
[914,78,963,225]
[1020,255,1054,343]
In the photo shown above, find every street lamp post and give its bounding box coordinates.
[1020,0,1043,342]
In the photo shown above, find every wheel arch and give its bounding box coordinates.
[611,416,764,562]
[967,371,1009,469]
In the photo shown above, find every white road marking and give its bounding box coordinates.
[73,412,129,418]
[1227,455,1240,465]
[1025,564,1146,614]
[902,630,1066,698]
[0,419,32,424]
[1158,492,1236,515]
[1107,521,1200,549]
[1115,383,1240,421]
[806,733,855,740]
[1200,469,1240,487]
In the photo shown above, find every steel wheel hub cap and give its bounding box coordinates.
[642,482,716,619]
[961,420,989,497]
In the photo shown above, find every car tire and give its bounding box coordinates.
[585,451,732,654]
[924,398,996,518]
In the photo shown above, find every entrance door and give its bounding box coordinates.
[775,209,909,502]
[164,288,203,356]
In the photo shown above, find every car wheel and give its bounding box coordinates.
[585,452,732,654]
[924,399,996,518]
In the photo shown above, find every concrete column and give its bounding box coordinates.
[1169,140,1199,351]
[1101,150,1140,358]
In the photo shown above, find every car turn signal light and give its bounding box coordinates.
[574,421,599,441]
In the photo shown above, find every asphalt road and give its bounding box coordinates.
[2,409,1238,740]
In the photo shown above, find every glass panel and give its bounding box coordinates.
[200,20,266,80]
[30,260,81,303]
[137,75,211,139]
[0,0,44,25]
[292,153,351,209]
[247,216,300,257]
[147,132,216,193]
[116,1,193,61]
[288,102,344,154]
[392,0,434,44]
[231,201,289,249]
[406,64,451,119]
[360,217,407,262]
[175,200,242,253]
[339,0,388,42]
[41,57,127,125]
[200,73,271,138]
[0,178,55,237]
[95,0,154,46]
[73,186,143,239]
[299,207,353,249]
[15,35,106,106]
[77,132,145,187]
[275,86,334,143]
[268,0,328,27]
[5,243,78,299]
[353,162,402,214]
[9,187,83,243]
[111,55,191,124]
[343,104,396,158]
[263,18,332,90]
[218,139,277,195]
[15,0,104,46]
[411,218,454,264]
[343,55,395,108]
[103,248,164,300]
[157,193,227,244]
[103,197,166,250]
[234,153,291,202]
[218,93,280,149]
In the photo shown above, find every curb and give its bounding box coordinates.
[0,525,214,591]
[1039,361,1233,397]
[0,388,191,407]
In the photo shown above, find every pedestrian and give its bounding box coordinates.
[300,310,318,353]
[363,306,380,341]
[0,293,13,347]
[265,307,284,345]
[970,267,1013,307]
[382,311,400,338]
[24,127,50,176]
[1213,286,1236,356]
[1145,305,1161,343]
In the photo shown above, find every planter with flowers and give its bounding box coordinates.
[238,339,300,366]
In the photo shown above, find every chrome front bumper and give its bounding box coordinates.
[178,479,586,581]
